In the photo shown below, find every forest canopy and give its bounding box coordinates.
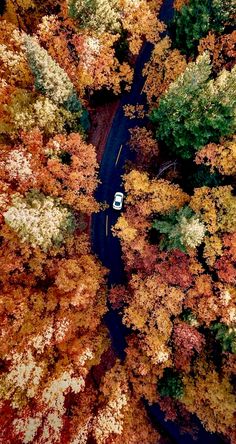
[0,0,235,443]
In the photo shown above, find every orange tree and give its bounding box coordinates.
[0,122,111,443]
[112,122,236,442]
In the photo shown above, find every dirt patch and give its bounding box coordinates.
[88,99,120,162]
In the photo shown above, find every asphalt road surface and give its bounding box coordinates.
[91,0,175,284]
[91,44,152,285]
[91,1,225,443]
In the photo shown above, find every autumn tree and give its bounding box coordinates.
[0,284,110,443]
[120,0,166,55]
[68,0,121,33]
[0,128,110,444]
[188,185,236,273]
[0,129,99,213]
[68,0,165,55]
[182,357,236,440]
[111,397,161,444]
[1,2,235,442]
[190,186,236,235]
[173,0,189,10]
[128,126,159,170]
[195,136,236,176]
[113,172,195,406]
[112,124,235,440]
[198,30,236,74]
[4,191,76,250]
[172,321,205,372]
[36,15,133,97]
[121,170,189,214]
[24,34,89,131]
[0,169,110,443]
[113,170,190,282]
[71,31,133,95]
[0,21,33,89]
[215,232,236,284]
[0,23,90,139]
[1,0,62,33]
[0,85,80,138]
[142,36,187,108]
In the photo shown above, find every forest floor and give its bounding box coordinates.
[88,99,120,162]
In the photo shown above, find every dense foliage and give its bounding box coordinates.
[0,1,169,443]
[150,52,236,159]
[152,205,206,252]
[112,2,236,442]
[171,0,235,55]
[1,0,235,443]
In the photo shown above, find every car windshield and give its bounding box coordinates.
[115,201,120,206]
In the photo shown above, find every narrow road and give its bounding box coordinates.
[91,2,224,443]
[92,0,175,284]
[91,0,174,357]
[91,44,152,285]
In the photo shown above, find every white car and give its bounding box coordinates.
[112,192,124,210]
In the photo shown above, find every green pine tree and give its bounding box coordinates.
[158,368,184,399]
[211,323,236,353]
[152,206,205,252]
[150,53,236,159]
[171,0,235,55]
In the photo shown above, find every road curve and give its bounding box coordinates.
[91,0,175,285]
[91,2,224,443]
[91,46,152,285]
[91,0,175,357]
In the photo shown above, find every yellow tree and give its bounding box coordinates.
[0,21,33,88]
[123,170,189,216]
[121,0,166,54]
[68,0,121,33]
[142,36,187,108]
[190,186,236,235]
[195,136,236,176]
[182,357,236,441]
[1,0,61,32]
